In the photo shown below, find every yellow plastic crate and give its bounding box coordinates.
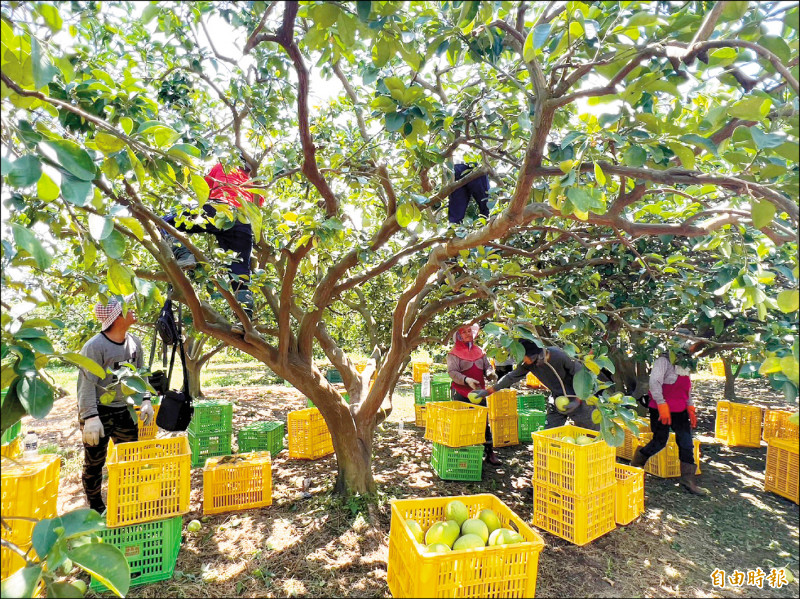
[614,464,644,525]
[414,403,426,427]
[0,436,22,459]
[531,425,616,496]
[490,415,519,447]
[615,418,649,461]
[487,389,518,419]
[526,372,545,388]
[532,482,616,546]
[424,401,488,448]
[710,360,725,377]
[106,437,191,527]
[387,493,545,598]
[411,361,430,383]
[763,410,799,442]
[715,401,762,447]
[355,360,369,374]
[203,452,272,515]
[136,404,160,441]
[764,438,799,504]
[637,433,701,477]
[287,408,334,459]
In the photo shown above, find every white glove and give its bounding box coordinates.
[139,400,155,426]
[83,416,105,446]
[465,377,481,390]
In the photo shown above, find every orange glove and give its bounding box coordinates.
[687,406,697,428]
[657,403,671,426]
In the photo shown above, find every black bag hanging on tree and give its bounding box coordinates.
[147,326,177,397]
[155,302,194,432]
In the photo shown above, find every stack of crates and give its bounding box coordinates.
[763,410,799,443]
[188,400,233,468]
[287,407,334,459]
[526,372,546,388]
[203,452,273,515]
[237,421,284,457]
[764,438,799,504]
[614,464,644,525]
[0,419,22,459]
[531,425,617,545]
[92,436,190,591]
[715,400,762,447]
[425,401,488,481]
[387,494,545,598]
[616,418,650,461]
[636,432,701,477]
[518,410,547,443]
[412,373,450,428]
[518,393,547,412]
[1,454,61,581]
[411,361,430,383]
[487,389,519,447]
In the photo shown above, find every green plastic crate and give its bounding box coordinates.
[431,373,452,383]
[518,394,547,411]
[430,442,483,481]
[413,382,451,404]
[325,368,343,384]
[518,409,547,443]
[308,393,349,408]
[1,419,22,445]
[90,516,182,591]
[188,430,232,468]
[238,421,284,456]
[188,400,233,436]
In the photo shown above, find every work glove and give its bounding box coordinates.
[556,398,581,415]
[657,403,672,426]
[468,388,491,402]
[486,371,498,385]
[464,377,481,390]
[83,416,105,447]
[687,405,697,429]
[139,399,155,426]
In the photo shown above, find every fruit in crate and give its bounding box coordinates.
[489,528,523,546]
[561,436,576,444]
[477,508,502,534]
[425,521,460,548]
[406,519,424,544]
[453,533,486,550]
[575,435,593,445]
[426,543,452,554]
[445,499,469,526]
[555,396,570,411]
[461,518,490,544]
[790,413,799,425]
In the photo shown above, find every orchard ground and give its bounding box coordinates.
[24,363,799,598]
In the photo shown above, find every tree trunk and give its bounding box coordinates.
[723,358,736,400]
[186,358,204,399]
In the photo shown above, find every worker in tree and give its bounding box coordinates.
[631,332,708,495]
[77,295,154,514]
[163,153,263,332]
[448,162,490,224]
[447,323,502,466]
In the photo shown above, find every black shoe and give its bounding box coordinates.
[90,503,106,515]
[166,235,196,269]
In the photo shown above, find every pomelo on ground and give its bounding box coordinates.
[187,519,202,532]
[461,518,490,544]
[406,519,424,543]
[453,533,486,551]
[71,580,87,595]
[445,500,469,526]
[477,508,502,534]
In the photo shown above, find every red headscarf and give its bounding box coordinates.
[449,324,485,361]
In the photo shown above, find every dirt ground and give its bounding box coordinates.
[16,367,800,598]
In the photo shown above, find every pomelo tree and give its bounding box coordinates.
[2,1,797,495]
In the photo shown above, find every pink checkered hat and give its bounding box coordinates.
[94,294,135,331]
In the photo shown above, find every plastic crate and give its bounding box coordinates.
[615,418,650,461]
[763,410,799,442]
[424,401,488,448]
[715,401,762,447]
[325,368,343,384]
[287,408,334,459]
[188,430,232,469]
[387,493,545,598]
[136,404,160,441]
[411,362,430,383]
[487,389,518,419]
[1,419,21,444]
[533,482,616,546]
[526,372,545,388]
[414,403,426,427]
[90,516,182,591]
[518,394,547,411]
[531,425,616,496]
[490,415,519,447]
[710,360,725,377]
[414,381,452,404]
[518,410,547,443]
[764,438,799,504]
[106,437,191,527]
[430,442,483,481]
[614,464,644,525]
[187,400,233,436]
[1,454,61,580]
[203,452,272,515]
[637,433,701,477]
[237,421,284,456]
[0,436,22,459]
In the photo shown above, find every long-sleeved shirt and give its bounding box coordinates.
[493,347,583,397]
[76,332,146,420]
[649,355,694,407]
[446,353,494,386]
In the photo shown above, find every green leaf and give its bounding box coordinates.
[777,289,799,313]
[118,216,145,240]
[60,172,91,206]
[67,543,130,598]
[509,340,526,363]
[0,565,42,599]
[7,155,42,187]
[1,386,27,437]
[142,3,160,23]
[48,581,84,598]
[679,134,718,157]
[573,368,595,400]
[38,4,63,32]
[61,353,106,378]
[30,36,58,89]
[385,112,405,132]
[27,337,54,354]
[728,96,770,121]
[95,132,126,155]
[396,203,416,227]
[566,187,592,212]
[88,214,114,241]
[108,261,136,296]
[666,142,695,170]
[37,171,60,201]
[119,117,134,135]
[11,223,52,270]
[622,146,647,167]
[593,162,606,185]
[191,174,209,203]
[751,199,776,229]
[15,374,55,419]
[311,2,340,28]
[101,230,127,260]
[41,140,96,181]
[356,0,371,21]
[750,127,785,150]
